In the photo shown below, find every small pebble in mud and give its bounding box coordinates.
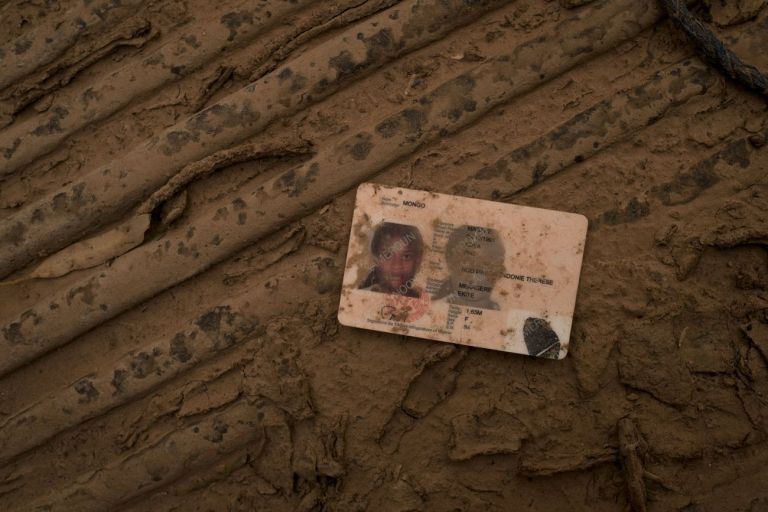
[748,133,765,148]
[205,419,229,443]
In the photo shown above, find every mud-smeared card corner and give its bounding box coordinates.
[338,182,588,359]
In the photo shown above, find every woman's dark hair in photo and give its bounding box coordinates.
[370,222,423,258]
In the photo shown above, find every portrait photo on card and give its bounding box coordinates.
[358,222,425,299]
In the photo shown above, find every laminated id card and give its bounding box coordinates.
[337,183,588,359]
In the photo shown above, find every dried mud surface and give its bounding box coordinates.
[1,0,768,511]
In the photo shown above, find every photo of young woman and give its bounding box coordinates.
[359,222,424,298]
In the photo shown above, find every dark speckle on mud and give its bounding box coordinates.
[2,322,24,345]
[402,108,426,134]
[349,133,373,160]
[177,241,199,257]
[112,369,128,393]
[329,50,357,80]
[206,419,229,443]
[4,221,26,246]
[220,11,254,41]
[71,181,92,208]
[74,379,100,403]
[289,74,308,93]
[474,159,507,181]
[3,310,42,345]
[2,137,21,160]
[601,197,650,225]
[532,161,548,183]
[721,139,751,168]
[170,333,192,363]
[196,305,235,334]
[32,113,65,136]
[162,131,194,156]
[376,117,400,138]
[213,207,229,221]
[130,351,156,378]
[14,38,31,54]
[325,28,398,89]
[455,73,476,92]
[183,34,201,48]
[274,162,320,197]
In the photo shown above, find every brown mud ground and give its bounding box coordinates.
[1,0,768,510]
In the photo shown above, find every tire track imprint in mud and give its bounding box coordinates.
[0,0,145,91]
[0,0,510,277]
[2,0,768,510]
[0,0,663,376]
[0,0,316,174]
